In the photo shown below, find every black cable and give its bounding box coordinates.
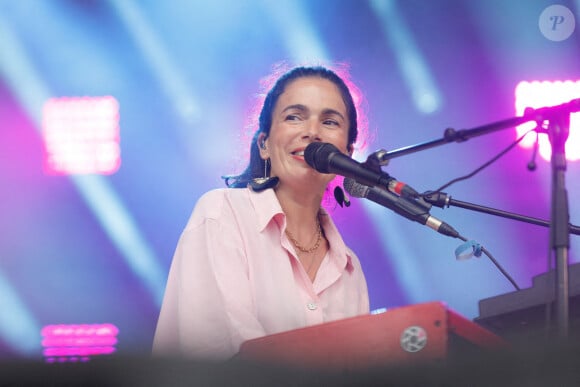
[427,131,540,292]
[457,234,521,291]
[432,128,535,194]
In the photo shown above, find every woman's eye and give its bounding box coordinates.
[285,114,301,121]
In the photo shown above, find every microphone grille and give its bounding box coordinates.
[343,178,369,198]
[304,142,337,173]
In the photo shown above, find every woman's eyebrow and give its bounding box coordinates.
[321,108,345,121]
[281,104,308,114]
[281,104,345,121]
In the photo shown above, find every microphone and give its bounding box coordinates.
[344,178,459,238]
[304,142,419,198]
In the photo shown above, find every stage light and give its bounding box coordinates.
[515,80,580,161]
[42,96,121,175]
[370,0,442,114]
[41,323,119,363]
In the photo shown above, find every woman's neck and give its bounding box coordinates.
[275,185,323,238]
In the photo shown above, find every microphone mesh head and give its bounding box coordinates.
[343,178,369,198]
[304,142,338,173]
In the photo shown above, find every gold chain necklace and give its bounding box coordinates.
[285,221,322,254]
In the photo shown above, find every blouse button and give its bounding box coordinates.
[306,302,318,311]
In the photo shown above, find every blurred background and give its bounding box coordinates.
[0,0,579,360]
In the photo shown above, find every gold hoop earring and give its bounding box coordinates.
[249,158,279,192]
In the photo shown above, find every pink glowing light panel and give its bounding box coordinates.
[41,323,119,363]
[42,96,121,175]
[515,80,580,161]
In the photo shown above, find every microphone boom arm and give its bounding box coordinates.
[379,99,580,162]
[422,191,580,236]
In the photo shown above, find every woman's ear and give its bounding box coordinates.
[257,132,269,159]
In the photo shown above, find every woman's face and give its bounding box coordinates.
[259,76,351,189]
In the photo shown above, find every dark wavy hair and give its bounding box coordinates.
[223,65,361,188]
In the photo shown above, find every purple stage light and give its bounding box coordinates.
[515,80,580,161]
[41,323,119,363]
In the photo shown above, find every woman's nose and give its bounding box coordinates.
[303,119,322,140]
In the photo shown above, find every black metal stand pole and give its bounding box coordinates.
[548,112,571,338]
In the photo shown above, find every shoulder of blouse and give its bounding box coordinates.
[185,187,279,229]
[185,187,245,226]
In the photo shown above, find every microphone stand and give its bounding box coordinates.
[380,99,580,338]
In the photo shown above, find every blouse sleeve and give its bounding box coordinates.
[152,196,266,360]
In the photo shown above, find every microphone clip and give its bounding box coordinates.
[422,191,451,208]
[361,149,394,189]
[363,149,391,170]
[363,149,420,199]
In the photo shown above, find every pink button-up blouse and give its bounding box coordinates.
[152,187,369,360]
